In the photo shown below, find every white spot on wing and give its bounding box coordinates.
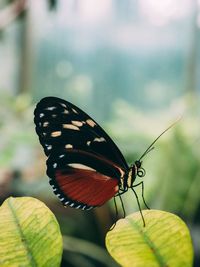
[63,124,80,131]
[47,145,52,150]
[43,122,49,127]
[65,144,73,149]
[87,141,91,146]
[72,108,78,114]
[71,120,83,127]
[93,137,105,142]
[46,106,56,111]
[51,131,62,137]
[39,113,44,118]
[68,163,96,171]
[86,119,96,127]
[53,163,57,168]
[61,103,67,108]
[59,154,65,158]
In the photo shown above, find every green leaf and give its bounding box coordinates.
[0,197,62,267]
[106,210,193,267]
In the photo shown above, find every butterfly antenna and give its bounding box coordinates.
[139,118,181,161]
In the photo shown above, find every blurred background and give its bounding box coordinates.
[0,0,200,266]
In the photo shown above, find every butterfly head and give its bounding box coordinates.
[134,160,146,178]
[126,160,146,188]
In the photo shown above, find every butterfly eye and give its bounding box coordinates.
[137,167,146,178]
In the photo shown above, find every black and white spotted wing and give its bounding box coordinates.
[34,96,129,210]
[34,96,128,169]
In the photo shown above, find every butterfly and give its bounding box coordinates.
[34,96,173,225]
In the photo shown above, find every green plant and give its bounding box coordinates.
[0,197,62,266]
[106,210,194,267]
[0,198,194,267]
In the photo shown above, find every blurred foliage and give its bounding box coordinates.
[63,235,118,267]
[106,96,200,224]
[48,0,58,10]
[0,93,36,167]
[106,96,200,266]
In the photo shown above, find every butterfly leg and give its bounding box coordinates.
[109,193,126,231]
[132,181,150,210]
[131,188,146,227]
[109,196,118,231]
[116,189,128,217]
[118,193,126,218]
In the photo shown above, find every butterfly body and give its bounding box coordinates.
[34,97,144,211]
